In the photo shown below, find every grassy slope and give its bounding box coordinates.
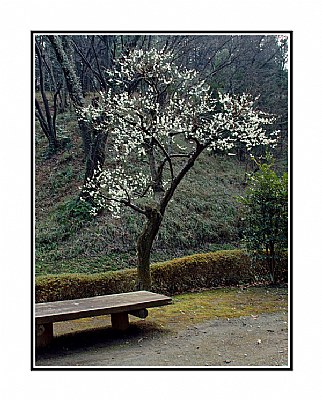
[35,110,287,275]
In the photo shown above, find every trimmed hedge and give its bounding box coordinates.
[35,250,288,302]
[36,269,137,303]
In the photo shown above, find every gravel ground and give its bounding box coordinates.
[35,312,288,368]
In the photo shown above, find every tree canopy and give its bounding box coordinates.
[80,49,279,215]
[78,48,280,289]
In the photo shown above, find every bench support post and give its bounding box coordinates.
[111,312,129,331]
[36,322,53,348]
[129,309,148,319]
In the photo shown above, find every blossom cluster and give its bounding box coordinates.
[81,164,150,217]
[79,48,279,218]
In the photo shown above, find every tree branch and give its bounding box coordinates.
[70,37,105,89]
[152,137,174,182]
[99,193,148,216]
[160,142,205,214]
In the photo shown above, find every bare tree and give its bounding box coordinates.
[46,35,108,189]
[35,37,60,155]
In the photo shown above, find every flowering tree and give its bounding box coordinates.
[79,48,279,290]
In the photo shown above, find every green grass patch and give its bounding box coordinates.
[35,246,240,275]
[147,286,288,331]
[35,253,137,275]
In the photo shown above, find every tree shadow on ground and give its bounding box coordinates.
[35,321,169,361]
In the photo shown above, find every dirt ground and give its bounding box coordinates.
[35,311,288,368]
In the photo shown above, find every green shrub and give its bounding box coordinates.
[35,250,288,302]
[237,155,288,284]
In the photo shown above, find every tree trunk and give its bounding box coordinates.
[136,208,163,290]
[47,35,108,193]
[80,130,109,204]
[135,142,205,291]
[268,240,276,284]
[35,41,60,155]
[46,35,91,153]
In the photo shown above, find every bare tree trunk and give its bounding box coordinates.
[136,142,205,291]
[136,208,163,290]
[46,36,90,147]
[35,40,60,155]
[35,96,59,154]
[268,240,276,284]
[46,35,108,188]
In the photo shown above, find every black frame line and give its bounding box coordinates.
[31,30,293,371]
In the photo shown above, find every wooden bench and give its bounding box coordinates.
[35,291,172,348]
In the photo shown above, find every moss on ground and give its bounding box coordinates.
[147,286,287,331]
[54,286,288,337]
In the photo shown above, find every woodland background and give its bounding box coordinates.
[34,34,289,275]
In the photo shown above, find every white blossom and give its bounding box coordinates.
[79,49,278,218]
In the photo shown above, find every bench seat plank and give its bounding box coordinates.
[36,291,172,325]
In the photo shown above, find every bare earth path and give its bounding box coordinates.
[35,312,288,367]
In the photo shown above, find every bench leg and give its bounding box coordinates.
[129,309,148,319]
[36,323,53,348]
[111,312,129,331]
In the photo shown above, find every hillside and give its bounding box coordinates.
[35,111,287,276]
